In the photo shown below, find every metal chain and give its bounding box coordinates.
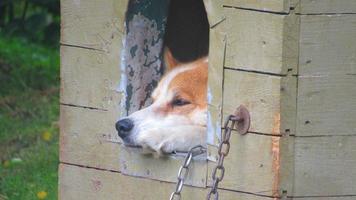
[169,145,207,200]
[206,115,238,200]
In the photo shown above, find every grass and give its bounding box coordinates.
[0,34,59,200]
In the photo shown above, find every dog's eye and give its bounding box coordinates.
[172,98,190,106]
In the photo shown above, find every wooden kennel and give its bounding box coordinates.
[59,0,356,199]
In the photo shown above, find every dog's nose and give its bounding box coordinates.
[116,118,134,138]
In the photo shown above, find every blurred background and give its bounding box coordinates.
[0,0,60,199]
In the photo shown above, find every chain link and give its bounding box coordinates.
[169,145,207,200]
[206,115,237,200]
[169,114,239,200]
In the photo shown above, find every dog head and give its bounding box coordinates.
[116,50,208,154]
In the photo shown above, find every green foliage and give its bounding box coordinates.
[0,0,60,46]
[0,35,59,95]
[0,35,59,199]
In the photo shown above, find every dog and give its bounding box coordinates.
[116,49,208,154]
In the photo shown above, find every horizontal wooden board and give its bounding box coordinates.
[59,163,271,200]
[293,136,356,196]
[223,0,289,13]
[297,75,356,136]
[119,147,207,187]
[60,105,121,171]
[60,46,122,110]
[208,132,290,197]
[299,15,356,76]
[223,69,294,135]
[223,8,289,75]
[61,0,127,51]
[297,0,356,14]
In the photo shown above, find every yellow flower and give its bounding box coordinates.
[3,160,10,168]
[42,131,52,141]
[37,191,47,199]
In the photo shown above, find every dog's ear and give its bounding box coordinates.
[164,47,179,71]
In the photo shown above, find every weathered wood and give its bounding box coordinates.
[223,70,282,134]
[61,0,128,51]
[297,0,356,14]
[59,163,271,200]
[297,75,356,136]
[216,69,296,196]
[293,136,356,196]
[203,0,225,28]
[223,8,290,75]
[206,27,225,147]
[60,105,121,171]
[223,0,289,13]
[208,133,285,197]
[299,15,356,76]
[119,147,207,187]
[60,46,122,110]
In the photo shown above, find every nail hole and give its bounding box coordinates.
[305,120,310,124]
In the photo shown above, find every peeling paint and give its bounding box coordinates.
[120,13,165,116]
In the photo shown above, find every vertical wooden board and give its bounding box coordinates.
[59,163,272,200]
[297,75,356,136]
[223,0,289,13]
[207,27,225,150]
[203,0,225,28]
[60,46,122,110]
[119,148,207,187]
[293,136,356,196]
[223,8,287,74]
[61,0,128,51]
[299,15,356,76]
[282,12,299,76]
[208,133,286,197]
[297,0,356,14]
[60,105,121,171]
[223,70,282,134]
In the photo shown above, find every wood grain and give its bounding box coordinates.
[293,136,356,196]
[61,0,128,51]
[223,69,282,134]
[299,15,356,76]
[297,0,356,14]
[297,75,356,136]
[59,163,272,200]
[223,8,288,75]
[60,105,121,171]
[60,46,122,110]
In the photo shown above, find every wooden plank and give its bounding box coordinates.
[59,163,271,200]
[293,136,356,196]
[223,0,289,13]
[223,70,281,134]
[119,148,207,187]
[206,27,225,148]
[60,105,121,171]
[223,8,290,75]
[297,0,356,14]
[297,75,356,136]
[299,15,356,76]
[208,133,287,197]
[203,0,226,28]
[61,0,128,50]
[216,70,296,196]
[60,46,122,110]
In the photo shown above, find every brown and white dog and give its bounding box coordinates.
[116,50,208,154]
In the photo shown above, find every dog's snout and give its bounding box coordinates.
[116,118,134,138]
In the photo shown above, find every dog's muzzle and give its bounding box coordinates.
[115,118,134,140]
